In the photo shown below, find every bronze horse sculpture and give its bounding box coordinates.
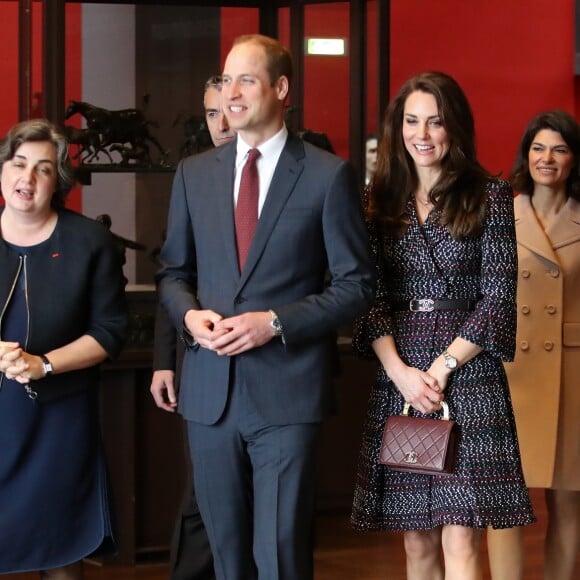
[64,125,113,164]
[172,112,212,158]
[65,100,169,166]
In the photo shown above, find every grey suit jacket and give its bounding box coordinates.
[156,133,374,425]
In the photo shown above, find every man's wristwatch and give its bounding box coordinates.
[269,309,283,337]
[40,354,53,377]
[442,350,458,370]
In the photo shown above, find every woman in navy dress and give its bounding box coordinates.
[351,72,535,579]
[0,120,127,579]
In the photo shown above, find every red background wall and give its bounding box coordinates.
[390,0,575,176]
[221,0,576,176]
[0,1,577,211]
[0,3,82,210]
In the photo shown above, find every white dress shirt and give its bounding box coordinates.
[233,126,288,216]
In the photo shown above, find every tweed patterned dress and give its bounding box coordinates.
[351,179,536,531]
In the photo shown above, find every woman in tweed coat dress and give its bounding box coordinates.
[351,72,534,579]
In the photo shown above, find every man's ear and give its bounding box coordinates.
[276,76,289,102]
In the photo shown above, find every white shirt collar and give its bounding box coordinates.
[235,125,288,164]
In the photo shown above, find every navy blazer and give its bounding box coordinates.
[0,209,128,402]
[157,134,374,425]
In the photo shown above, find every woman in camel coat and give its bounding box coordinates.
[487,110,580,580]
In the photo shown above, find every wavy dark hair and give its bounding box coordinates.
[368,71,491,240]
[510,110,580,201]
[0,118,75,209]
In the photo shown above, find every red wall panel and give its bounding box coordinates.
[390,0,575,175]
[0,2,20,136]
[220,8,259,68]
[0,3,82,211]
[3,2,575,213]
[303,3,351,160]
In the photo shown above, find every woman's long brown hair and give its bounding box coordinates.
[368,71,491,240]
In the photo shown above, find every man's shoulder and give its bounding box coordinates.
[288,133,346,170]
[180,142,233,172]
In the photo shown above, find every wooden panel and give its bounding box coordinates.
[316,346,378,511]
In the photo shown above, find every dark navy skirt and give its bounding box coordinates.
[0,379,115,573]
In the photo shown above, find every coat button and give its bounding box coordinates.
[521,305,530,315]
[545,304,557,315]
[520,340,529,351]
[234,296,246,304]
[550,269,560,278]
[544,340,554,351]
[521,269,530,279]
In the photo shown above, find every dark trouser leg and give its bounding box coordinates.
[248,421,321,580]
[170,420,215,580]
[188,381,321,580]
[170,485,215,580]
[187,417,256,580]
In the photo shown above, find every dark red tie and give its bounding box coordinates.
[235,148,261,270]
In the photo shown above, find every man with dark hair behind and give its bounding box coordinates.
[150,75,234,580]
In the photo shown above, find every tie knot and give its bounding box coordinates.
[247,148,261,165]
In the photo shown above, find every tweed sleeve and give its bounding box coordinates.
[352,192,394,359]
[457,179,517,361]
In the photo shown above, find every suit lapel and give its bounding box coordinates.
[237,134,305,288]
[213,142,240,277]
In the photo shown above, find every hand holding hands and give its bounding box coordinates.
[389,363,444,415]
[426,355,453,396]
[211,312,275,356]
[184,309,227,348]
[183,310,276,357]
[0,342,44,383]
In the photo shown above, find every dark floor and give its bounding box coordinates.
[5,490,579,579]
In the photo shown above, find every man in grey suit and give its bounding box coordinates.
[156,34,374,580]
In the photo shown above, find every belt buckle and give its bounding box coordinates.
[410,298,434,312]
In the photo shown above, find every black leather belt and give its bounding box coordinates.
[393,299,477,312]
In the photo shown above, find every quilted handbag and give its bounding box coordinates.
[379,401,459,475]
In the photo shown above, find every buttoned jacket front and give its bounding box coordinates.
[505,194,580,489]
[157,134,374,426]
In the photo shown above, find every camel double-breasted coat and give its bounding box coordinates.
[505,194,580,489]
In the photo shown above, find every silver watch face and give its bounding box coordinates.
[270,319,282,336]
[444,354,457,369]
